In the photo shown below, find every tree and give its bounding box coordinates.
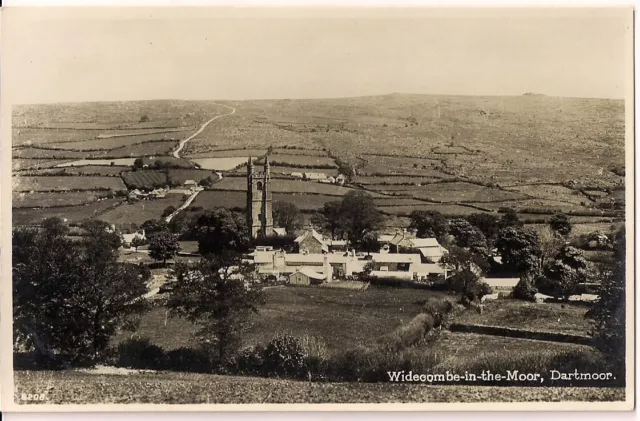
[273,201,302,235]
[131,236,147,251]
[199,176,214,187]
[360,231,381,255]
[448,218,489,257]
[550,213,572,236]
[536,245,588,300]
[140,114,149,122]
[13,218,148,366]
[194,209,249,256]
[148,231,181,266]
[466,213,501,243]
[310,201,343,240]
[162,206,177,218]
[512,274,538,301]
[538,225,566,267]
[408,210,449,243]
[141,219,169,236]
[133,158,144,169]
[499,208,523,229]
[588,227,625,371]
[338,191,385,248]
[440,245,491,302]
[166,253,265,363]
[495,227,542,274]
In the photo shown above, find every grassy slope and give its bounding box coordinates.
[113,286,454,352]
[14,371,624,404]
[453,300,592,337]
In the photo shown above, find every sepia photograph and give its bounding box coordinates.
[0,5,634,411]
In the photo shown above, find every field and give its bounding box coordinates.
[453,300,591,337]
[13,176,127,192]
[191,190,246,210]
[121,171,168,190]
[11,95,625,234]
[15,141,178,159]
[12,198,125,226]
[214,177,354,196]
[13,191,112,208]
[14,371,623,404]
[114,286,452,352]
[42,132,191,151]
[167,169,219,186]
[19,165,129,177]
[97,194,186,228]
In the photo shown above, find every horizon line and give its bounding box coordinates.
[12,91,625,106]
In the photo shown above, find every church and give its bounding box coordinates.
[246,156,275,239]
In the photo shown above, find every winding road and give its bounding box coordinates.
[166,103,236,223]
[172,103,236,159]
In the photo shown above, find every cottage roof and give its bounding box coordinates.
[417,246,445,258]
[409,238,440,248]
[294,229,326,245]
[410,263,446,275]
[369,253,422,264]
[285,254,325,264]
[273,227,287,236]
[304,172,327,179]
[184,180,197,185]
[378,234,395,243]
[291,267,326,280]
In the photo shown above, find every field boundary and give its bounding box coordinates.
[448,323,594,346]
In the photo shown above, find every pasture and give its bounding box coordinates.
[13,176,127,192]
[13,191,112,208]
[114,286,453,352]
[43,132,191,151]
[213,177,354,196]
[97,194,186,227]
[167,169,219,186]
[453,299,591,337]
[122,171,168,190]
[12,198,125,226]
[192,157,249,171]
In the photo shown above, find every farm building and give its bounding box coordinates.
[289,268,327,285]
[291,172,304,178]
[184,180,198,189]
[149,188,167,199]
[304,172,327,181]
[251,249,363,280]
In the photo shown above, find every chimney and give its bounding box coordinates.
[324,254,332,283]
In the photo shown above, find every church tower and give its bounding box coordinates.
[247,156,274,239]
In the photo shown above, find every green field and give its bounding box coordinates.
[14,370,624,404]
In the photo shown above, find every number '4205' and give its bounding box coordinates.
[20,393,47,401]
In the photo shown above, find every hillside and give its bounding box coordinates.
[12,94,625,229]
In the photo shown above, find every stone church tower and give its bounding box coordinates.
[247,156,274,239]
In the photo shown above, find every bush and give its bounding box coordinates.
[262,333,309,378]
[116,338,167,370]
[166,347,213,373]
[512,275,538,301]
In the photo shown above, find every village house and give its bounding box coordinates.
[184,180,198,190]
[385,229,446,262]
[295,229,329,254]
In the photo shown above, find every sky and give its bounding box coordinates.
[2,7,632,104]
